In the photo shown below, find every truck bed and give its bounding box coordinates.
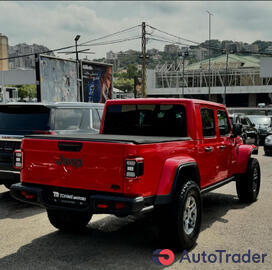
[25,134,191,144]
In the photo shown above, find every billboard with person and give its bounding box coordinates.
[81,61,112,103]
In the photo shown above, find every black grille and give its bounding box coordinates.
[0,141,21,153]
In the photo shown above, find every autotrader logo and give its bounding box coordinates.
[152,249,175,266]
[152,249,267,266]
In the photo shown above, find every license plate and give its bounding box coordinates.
[51,191,87,207]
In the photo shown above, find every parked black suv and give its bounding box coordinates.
[247,115,272,145]
[229,113,259,145]
[0,102,104,189]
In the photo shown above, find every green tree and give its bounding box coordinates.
[18,85,37,100]
[127,64,138,79]
[113,78,134,92]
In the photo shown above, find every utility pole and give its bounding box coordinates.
[182,54,185,97]
[207,11,213,101]
[74,35,81,101]
[1,69,6,103]
[224,50,229,106]
[133,76,138,98]
[141,22,147,97]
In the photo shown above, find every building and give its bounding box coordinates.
[265,46,272,54]
[164,44,179,54]
[191,47,208,61]
[147,48,160,56]
[106,50,117,60]
[8,43,53,70]
[249,44,259,53]
[147,54,272,107]
[0,34,8,71]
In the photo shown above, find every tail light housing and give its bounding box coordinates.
[125,157,144,178]
[13,150,23,169]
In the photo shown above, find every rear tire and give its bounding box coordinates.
[236,158,261,203]
[47,209,92,232]
[157,180,202,251]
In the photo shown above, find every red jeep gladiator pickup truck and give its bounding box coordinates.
[11,99,260,250]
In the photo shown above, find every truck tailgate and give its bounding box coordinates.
[21,138,126,193]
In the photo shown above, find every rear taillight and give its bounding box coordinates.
[13,150,23,169]
[125,157,144,178]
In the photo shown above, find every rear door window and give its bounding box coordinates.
[217,110,231,136]
[201,108,216,137]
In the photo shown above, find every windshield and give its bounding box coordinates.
[0,105,50,133]
[248,116,271,126]
[103,104,187,137]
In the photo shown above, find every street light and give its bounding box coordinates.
[74,35,81,61]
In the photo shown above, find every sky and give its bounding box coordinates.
[1,1,272,59]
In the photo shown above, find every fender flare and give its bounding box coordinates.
[154,156,200,205]
[234,144,256,175]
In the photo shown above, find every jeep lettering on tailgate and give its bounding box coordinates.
[56,155,83,168]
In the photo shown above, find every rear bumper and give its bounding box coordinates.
[0,170,20,185]
[10,183,146,216]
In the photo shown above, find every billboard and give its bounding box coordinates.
[36,55,78,102]
[81,60,112,103]
[260,57,272,78]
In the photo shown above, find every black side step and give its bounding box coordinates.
[201,176,236,194]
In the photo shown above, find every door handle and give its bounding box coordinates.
[204,146,213,152]
[219,145,226,150]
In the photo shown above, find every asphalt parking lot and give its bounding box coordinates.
[0,148,271,270]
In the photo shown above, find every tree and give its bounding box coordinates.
[113,78,134,92]
[18,85,37,100]
[127,64,139,79]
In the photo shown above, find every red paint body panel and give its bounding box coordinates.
[156,155,196,195]
[232,144,254,175]
[20,98,254,199]
[21,139,126,193]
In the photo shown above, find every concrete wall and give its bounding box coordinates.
[0,70,36,85]
[0,35,8,71]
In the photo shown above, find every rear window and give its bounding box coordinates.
[103,104,187,137]
[0,105,50,131]
[54,108,89,130]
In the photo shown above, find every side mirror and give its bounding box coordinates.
[232,123,243,137]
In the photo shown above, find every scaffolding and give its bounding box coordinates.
[154,62,271,90]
